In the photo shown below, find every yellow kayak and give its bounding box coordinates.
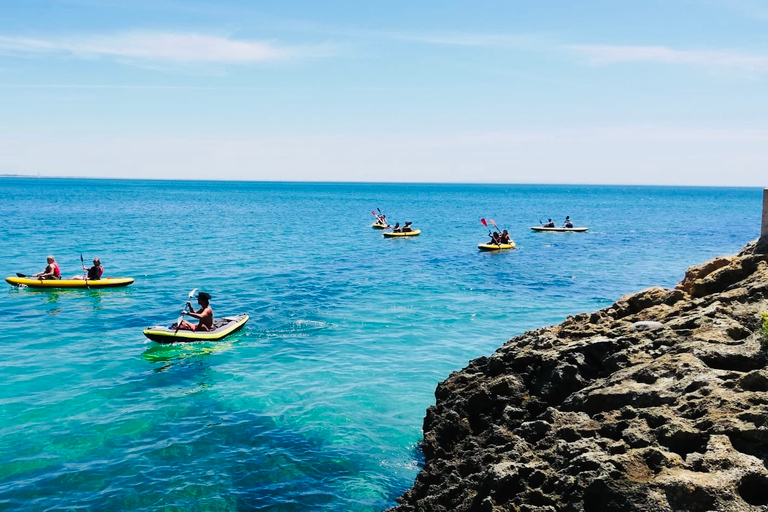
[143,314,249,343]
[383,230,421,238]
[6,276,135,289]
[478,242,516,251]
[372,223,389,229]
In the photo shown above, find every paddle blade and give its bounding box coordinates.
[16,273,27,278]
[377,208,382,214]
[189,288,198,298]
[480,218,488,227]
[490,219,498,229]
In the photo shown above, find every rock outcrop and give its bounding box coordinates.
[389,241,768,512]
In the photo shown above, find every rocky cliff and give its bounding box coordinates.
[389,241,768,512]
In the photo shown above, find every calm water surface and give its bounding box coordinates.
[0,179,759,511]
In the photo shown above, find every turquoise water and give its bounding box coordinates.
[0,179,759,511]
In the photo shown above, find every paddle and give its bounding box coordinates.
[174,288,198,334]
[480,218,495,245]
[371,209,388,226]
[372,210,392,228]
[80,253,90,290]
[16,273,27,278]
[489,219,503,247]
[480,217,491,235]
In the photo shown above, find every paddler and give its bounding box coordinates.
[33,255,61,280]
[564,216,573,228]
[73,258,103,280]
[401,221,414,233]
[499,230,511,244]
[177,291,213,332]
[543,219,555,228]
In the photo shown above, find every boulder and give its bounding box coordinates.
[388,240,768,512]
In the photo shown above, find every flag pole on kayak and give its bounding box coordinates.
[174,288,198,334]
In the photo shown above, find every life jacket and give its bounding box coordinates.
[87,265,103,280]
[52,263,61,278]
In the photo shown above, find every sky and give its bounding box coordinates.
[0,0,766,185]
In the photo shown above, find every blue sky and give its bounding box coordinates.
[0,0,766,185]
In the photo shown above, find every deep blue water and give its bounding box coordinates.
[0,178,759,511]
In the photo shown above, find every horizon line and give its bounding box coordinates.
[0,174,762,190]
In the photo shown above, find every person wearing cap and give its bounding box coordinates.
[401,221,414,233]
[543,219,555,228]
[392,222,401,233]
[564,216,573,228]
[34,255,61,280]
[178,292,214,332]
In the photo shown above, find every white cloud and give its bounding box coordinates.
[0,32,329,63]
[570,44,768,72]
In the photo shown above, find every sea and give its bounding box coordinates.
[0,178,760,511]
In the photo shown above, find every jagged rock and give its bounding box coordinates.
[677,257,735,296]
[632,321,664,332]
[388,240,768,512]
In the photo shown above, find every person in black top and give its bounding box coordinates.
[73,257,103,280]
[499,230,511,244]
[543,219,555,228]
[564,216,573,228]
[401,222,414,233]
[86,258,103,280]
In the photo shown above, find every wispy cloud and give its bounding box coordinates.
[0,32,331,63]
[286,21,545,49]
[570,44,768,72]
[384,32,540,48]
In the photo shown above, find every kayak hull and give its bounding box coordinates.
[383,230,421,238]
[372,223,388,229]
[478,243,516,251]
[530,227,588,232]
[6,277,135,289]
[143,314,249,344]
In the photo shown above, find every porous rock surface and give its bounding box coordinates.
[389,241,768,512]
